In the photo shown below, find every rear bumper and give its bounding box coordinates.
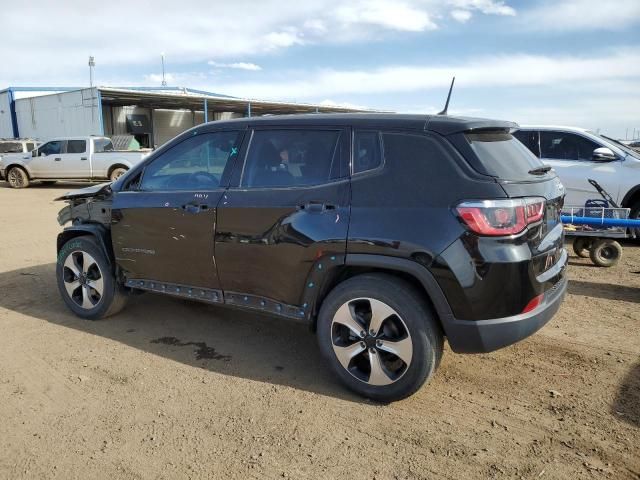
[445,250,568,353]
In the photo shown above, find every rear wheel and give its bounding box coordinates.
[56,236,127,319]
[109,167,128,182]
[7,166,30,188]
[572,237,592,258]
[589,239,622,267]
[317,273,443,402]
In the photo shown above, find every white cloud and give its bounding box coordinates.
[0,0,518,87]
[451,9,473,22]
[335,1,437,32]
[208,61,262,71]
[211,49,640,100]
[522,0,640,31]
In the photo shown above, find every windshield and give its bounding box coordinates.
[464,130,548,181]
[595,133,640,159]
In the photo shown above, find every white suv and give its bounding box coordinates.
[514,126,640,222]
[0,139,39,156]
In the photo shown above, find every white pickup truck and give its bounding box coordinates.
[0,136,151,188]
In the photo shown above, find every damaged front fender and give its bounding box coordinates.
[56,183,113,227]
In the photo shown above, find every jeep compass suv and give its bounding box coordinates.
[55,114,567,401]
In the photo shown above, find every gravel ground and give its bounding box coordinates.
[0,182,638,480]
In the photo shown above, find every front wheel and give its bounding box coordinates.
[7,166,30,188]
[109,167,128,182]
[317,273,443,402]
[56,236,127,319]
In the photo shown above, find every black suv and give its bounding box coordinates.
[55,114,567,401]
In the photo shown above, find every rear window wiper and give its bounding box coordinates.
[528,165,552,175]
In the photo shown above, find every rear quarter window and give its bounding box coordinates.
[463,130,546,181]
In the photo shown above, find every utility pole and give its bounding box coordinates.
[161,53,167,86]
[88,56,95,88]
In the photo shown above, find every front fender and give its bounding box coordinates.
[2,159,33,177]
[57,224,114,268]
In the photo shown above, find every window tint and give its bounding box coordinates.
[353,131,382,173]
[464,130,545,180]
[540,131,600,161]
[140,131,242,191]
[513,130,540,158]
[243,130,341,188]
[93,138,114,153]
[66,140,86,154]
[0,142,22,153]
[39,141,63,156]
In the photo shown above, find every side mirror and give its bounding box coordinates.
[592,147,616,162]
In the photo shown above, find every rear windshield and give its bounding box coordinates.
[465,130,546,181]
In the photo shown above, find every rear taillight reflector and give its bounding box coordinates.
[455,197,546,236]
[522,294,543,314]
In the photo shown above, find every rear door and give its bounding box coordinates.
[111,130,244,291]
[62,139,91,178]
[215,127,350,316]
[539,130,620,206]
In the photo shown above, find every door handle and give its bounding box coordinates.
[81,157,88,161]
[54,157,62,161]
[299,202,336,212]
[181,203,209,214]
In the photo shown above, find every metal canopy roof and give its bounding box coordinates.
[97,86,379,115]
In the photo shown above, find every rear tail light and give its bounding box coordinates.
[456,198,545,236]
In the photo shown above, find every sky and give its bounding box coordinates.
[2,0,639,138]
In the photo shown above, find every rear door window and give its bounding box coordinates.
[66,140,86,154]
[464,130,545,181]
[353,131,383,174]
[540,131,600,161]
[242,129,343,188]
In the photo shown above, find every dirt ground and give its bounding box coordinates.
[0,182,638,480]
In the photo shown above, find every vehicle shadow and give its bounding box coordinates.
[0,263,367,403]
[0,180,100,190]
[568,279,640,303]
[612,362,640,428]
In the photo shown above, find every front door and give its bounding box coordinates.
[539,130,621,206]
[215,127,351,314]
[30,140,65,178]
[111,130,244,290]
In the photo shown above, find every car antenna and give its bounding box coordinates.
[437,76,455,115]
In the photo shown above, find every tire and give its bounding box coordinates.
[56,236,127,320]
[630,201,640,241]
[109,167,128,182]
[317,273,443,402]
[6,166,30,188]
[589,239,622,267]
[572,237,592,258]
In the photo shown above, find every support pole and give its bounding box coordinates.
[247,102,252,118]
[204,99,208,123]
